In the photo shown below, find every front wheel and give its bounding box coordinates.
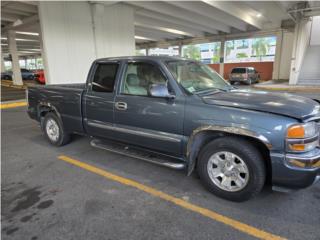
[43,112,70,146]
[197,137,266,202]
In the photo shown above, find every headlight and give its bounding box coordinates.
[286,122,319,152]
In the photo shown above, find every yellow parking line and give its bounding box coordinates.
[0,101,27,109]
[58,155,286,240]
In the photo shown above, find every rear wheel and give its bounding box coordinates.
[43,112,70,146]
[197,137,266,202]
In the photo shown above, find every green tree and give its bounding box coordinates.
[211,43,221,63]
[252,38,269,61]
[182,45,201,61]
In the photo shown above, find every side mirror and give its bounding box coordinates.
[149,83,175,99]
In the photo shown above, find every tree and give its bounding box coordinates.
[252,38,269,61]
[182,45,201,61]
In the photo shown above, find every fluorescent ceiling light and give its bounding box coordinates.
[1,37,38,42]
[135,36,152,40]
[16,38,39,42]
[16,31,39,36]
[256,13,262,18]
[158,27,188,36]
[1,43,8,46]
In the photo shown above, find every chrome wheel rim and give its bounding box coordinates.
[46,118,59,142]
[207,151,249,192]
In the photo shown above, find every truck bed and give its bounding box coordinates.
[27,84,86,134]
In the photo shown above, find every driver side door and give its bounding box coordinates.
[113,60,185,156]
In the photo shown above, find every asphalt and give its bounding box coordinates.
[1,105,320,240]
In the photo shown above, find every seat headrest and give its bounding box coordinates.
[126,74,140,86]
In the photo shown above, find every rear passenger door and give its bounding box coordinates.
[113,60,185,156]
[83,61,120,138]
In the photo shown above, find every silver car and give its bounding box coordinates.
[229,67,260,85]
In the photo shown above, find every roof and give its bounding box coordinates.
[95,55,187,62]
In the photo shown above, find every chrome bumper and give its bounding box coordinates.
[286,148,320,169]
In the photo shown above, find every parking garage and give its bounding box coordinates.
[1,1,320,240]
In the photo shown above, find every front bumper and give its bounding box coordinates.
[271,148,320,189]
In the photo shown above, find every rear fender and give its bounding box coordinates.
[38,103,62,130]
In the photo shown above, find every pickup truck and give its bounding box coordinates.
[27,56,320,201]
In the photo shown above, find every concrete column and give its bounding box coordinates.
[146,48,149,56]
[1,55,5,72]
[219,39,225,77]
[39,2,135,84]
[178,42,182,57]
[8,30,23,85]
[272,30,283,80]
[289,18,312,85]
[91,3,135,58]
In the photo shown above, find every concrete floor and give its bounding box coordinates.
[1,105,320,240]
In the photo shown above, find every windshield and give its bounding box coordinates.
[166,60,230,94]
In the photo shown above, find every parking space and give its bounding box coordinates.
[1,105,320,240]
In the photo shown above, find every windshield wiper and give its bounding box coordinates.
[194,87,228,94]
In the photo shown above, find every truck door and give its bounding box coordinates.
[113,60,185,156]
[83,61,120,138]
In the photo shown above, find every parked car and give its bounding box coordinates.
[229,67,260,85]
[1,68,35,80]
[34,69,46,84]
[27,56,320,202]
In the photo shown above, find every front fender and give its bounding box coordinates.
[186,125,273,176]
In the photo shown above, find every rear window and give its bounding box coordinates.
[231,68,246,74]
[92,63,119,92]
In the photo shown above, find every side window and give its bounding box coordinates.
[121,62,167,96]
[92,63,119,92]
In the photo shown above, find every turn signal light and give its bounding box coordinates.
[287,125,305,138]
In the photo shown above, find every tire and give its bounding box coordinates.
[43,112,71,146]
[197,137,266,202]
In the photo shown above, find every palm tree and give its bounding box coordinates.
[182,45,201,61]
[252,38,269,61]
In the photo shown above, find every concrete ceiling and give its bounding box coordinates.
[1,1,315,56]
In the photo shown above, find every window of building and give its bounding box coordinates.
[225,36,276,63]
[92,63,119,92]
[182,42,221,64]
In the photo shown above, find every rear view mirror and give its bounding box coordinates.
[149,83,175,99]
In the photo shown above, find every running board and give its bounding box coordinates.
[90,139,186,170]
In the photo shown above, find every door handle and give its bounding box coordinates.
[115,102,127,110]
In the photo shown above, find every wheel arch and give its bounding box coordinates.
[37,103,62,130]
[186,126,272,182]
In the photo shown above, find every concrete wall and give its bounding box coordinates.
[39,2,135,84]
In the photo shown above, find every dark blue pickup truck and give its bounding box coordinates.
[27,56,320,201]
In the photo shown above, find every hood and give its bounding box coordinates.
[201,89,320,121]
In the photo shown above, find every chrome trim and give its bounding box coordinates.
[87,121,182,143]
[286,135,319,144]
[90,139,186,170]
[187,125,272,157]
[286,148,320,169]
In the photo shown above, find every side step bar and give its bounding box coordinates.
[90,139,186,170]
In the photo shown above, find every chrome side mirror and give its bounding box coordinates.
[149,83,175,99]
